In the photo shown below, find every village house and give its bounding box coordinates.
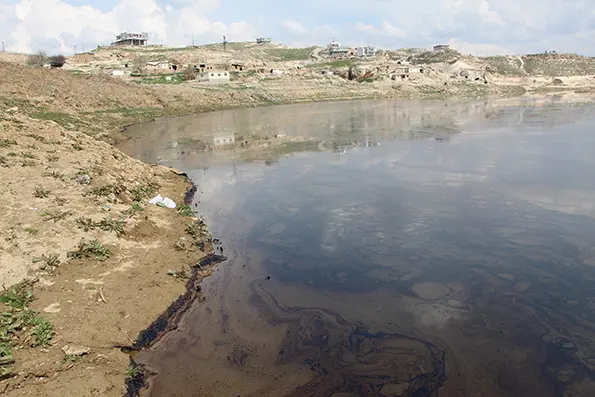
[394,65,424,79]
[196,70,230,84]
[356,46,377,58]
[230,62,244,71]
[112,32,148,46]
[433,44,450,52]
[146,61,171,72]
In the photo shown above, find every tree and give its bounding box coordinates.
[182,67,196,81]
[48,55,66,65]
[27,51,48,67]
[131,56,147,75]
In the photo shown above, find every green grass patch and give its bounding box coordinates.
[129,182,159,202]
[138,74,185,85]
[1,283,55,378]
[264,47,315,61]
[67,239,110,261]
[30,111,84,130]
[310,60,354,69]
[178,205,195,217]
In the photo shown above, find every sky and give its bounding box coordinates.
[1,0,594,56]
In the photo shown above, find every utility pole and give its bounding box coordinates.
[1,41,4,52]
[74,44,77,54]
[223,35,227,51]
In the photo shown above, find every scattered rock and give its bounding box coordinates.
[43,303,61,313]
[6,106,18,113]
[74,174,91,185]
[62,345,91,356]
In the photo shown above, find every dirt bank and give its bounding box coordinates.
[0,62,218,396]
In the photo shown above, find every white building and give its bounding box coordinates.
[195,70,230,84]
[357,46,377,58]
[112,32,148,46]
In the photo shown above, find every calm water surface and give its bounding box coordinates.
[121,99,595,397]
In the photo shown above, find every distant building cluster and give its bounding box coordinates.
[256,37,272,44]
[327,40,378,59]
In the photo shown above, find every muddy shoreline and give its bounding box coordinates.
[117,179,227,396]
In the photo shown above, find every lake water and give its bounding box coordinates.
[120,99,595,397]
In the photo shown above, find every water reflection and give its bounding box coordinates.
[121,99,595,396]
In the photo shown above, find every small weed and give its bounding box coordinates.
[21,160,36,167]
[129,182,159,202]
[62,354,81,364]
[123,202,144,218]
[40,253,60,270]
[23,227,38,235]
[6,152,17,157]
[76,217,96,232]
[26,144,39,150]
[42,210,72,222]
[72,143,83,151]
[31,318,54,347]
[0,284,33,309]
[54,197,67,206]
[0,139,17,148]
[0,155,7,166]
[67,239,110,261]
[20,152,38,159]
[178,205,195,217]
[185,220,209,239]
[43,171,64,180]
[126,364,141,378]
[26,134,46,143]
[96,218,126,237]
[33,187,51,198]
[46,154,59,162]
[87,184,126,197]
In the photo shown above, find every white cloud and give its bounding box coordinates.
[282,20,308,35]
[1,0,256,54]
[1,0,595,55]
[355,21,406,38]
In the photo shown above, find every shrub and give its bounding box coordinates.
[182,67,196,81]
[48,55,66,65]
[27,51,48,67]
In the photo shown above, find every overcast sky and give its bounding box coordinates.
[1,0,594,56]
